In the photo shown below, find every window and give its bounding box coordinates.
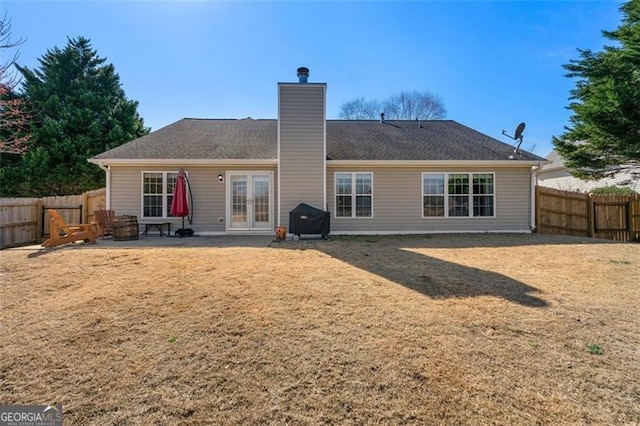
[472,173,495,217]
[422,173,445,217]
[142,171,179,217]
[448,174,470,217]
[422,172,494,218]
[335,172,373,218]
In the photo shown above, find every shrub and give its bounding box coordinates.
[589,186,638,196]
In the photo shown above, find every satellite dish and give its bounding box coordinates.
[514,122,526,142]
[501,122,526,158]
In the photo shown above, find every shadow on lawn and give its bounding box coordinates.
[273,234,552,307]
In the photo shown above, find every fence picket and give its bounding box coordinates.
[0,188,106,248]
[536,186,639,242]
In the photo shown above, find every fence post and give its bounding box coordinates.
[627,198,632,238]
[587,194,595,238]
[535,185,540,233]
[82,191,89,224]
[629,195,640,242]
[35,199,43,244]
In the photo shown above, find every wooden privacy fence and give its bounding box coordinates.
[0,188,106,249]
[536,186,640,242]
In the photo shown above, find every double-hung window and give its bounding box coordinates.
[422,172,494,218]
[335,172,373,218]
[472,173,495,217]
[142,171,179,218]
[448,173,470,217]
[422,173,446,217]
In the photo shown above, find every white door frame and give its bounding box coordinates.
[226,171,274,232]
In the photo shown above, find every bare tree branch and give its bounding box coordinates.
[383,90,446,120]
[337,97,380,120]
[0,11,25,90]
[339,90,446,121]
[0,11,30,155]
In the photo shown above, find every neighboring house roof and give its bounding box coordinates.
[91,118,546,162]
[538,150,640,192]
[539,149,566,172]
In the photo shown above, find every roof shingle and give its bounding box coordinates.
[91,118,545,162]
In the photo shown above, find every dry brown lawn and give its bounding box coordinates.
[1,234,639,425]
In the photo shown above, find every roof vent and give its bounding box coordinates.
[297,67,309,83]
[380,112,385,123]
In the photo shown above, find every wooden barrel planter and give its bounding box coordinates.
[113,215,139,241]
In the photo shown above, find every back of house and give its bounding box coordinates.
[89,68,546,236]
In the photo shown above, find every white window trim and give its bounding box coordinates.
[421,172,496,219]
[141,171,185,219]
[421,172,446,219]
[334,171,374,219]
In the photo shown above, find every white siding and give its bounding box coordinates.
[327,165,533,233]
[278,83,326,228]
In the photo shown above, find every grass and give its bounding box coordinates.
[0,234,639,425]
[587,343,604,356]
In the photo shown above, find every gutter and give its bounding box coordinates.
[86,158,278,166]
[327,160,545,167]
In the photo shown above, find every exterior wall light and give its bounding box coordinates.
[218,174,224,183]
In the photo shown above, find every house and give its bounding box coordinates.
[537,150,640,193]
[89,68,546,236]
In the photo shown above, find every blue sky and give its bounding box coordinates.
[2,0,623,156]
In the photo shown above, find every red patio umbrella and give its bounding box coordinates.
[170,169,190,234]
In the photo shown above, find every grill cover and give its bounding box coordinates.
[289,203,330,237]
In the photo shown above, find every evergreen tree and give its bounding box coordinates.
[553,1,640,180]
[1,36,148,196]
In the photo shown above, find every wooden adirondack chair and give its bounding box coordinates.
[41,209,97,248]
[93,209,115,239]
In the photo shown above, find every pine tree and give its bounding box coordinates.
[1,36,148,196]
[553,1,640,179]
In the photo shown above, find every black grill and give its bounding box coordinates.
[289,203,330,239]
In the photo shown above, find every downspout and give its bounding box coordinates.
[530,163,543,232]
[277,84,281,227]
[96,161,111,210]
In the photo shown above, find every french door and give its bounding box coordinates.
[228,172,272,230]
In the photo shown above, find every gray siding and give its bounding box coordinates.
[278,83,326,228]
[327,165,533,233]
[109,164,277,234]
[109,164,531,235]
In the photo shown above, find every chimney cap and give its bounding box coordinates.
[297,67,309,83]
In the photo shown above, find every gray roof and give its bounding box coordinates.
[91,118,545,162]
[93,119,277,160]
[540,149,565,171]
